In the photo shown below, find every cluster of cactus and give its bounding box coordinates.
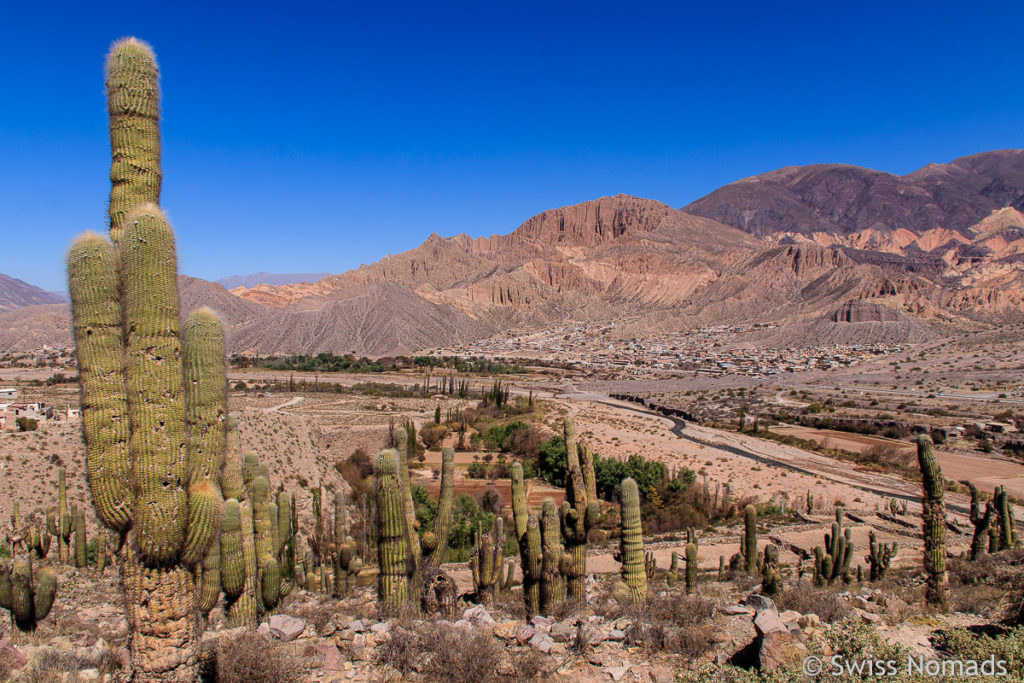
[373,428,456,610]
[666,527,699,594]
[916,436,948,607]
[470,517,514,604]
[0,555,57,633]
[509,418,602,615]
[866,531,898,581]
[813,506,854,585]
[964,481,996,561]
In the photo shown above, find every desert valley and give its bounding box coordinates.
[2,19,1024,683]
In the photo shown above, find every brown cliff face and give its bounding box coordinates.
[7,154,1024,357]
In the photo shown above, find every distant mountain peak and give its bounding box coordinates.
[217,272,333,290]
[0,273,67,314]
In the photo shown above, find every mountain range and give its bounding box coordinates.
[3,149,1024,357]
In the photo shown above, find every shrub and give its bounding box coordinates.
[420,422,449,449]
[775,583,848,624]
[376,622,502,683]
[216,632,300,683]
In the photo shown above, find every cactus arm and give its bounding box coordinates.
[619,478,647,604]
[917,436,948,607]
[375,449,411,606]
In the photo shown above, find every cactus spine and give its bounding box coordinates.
[619,478,647,604]
[375,450,410,606]
[917,436,948,607]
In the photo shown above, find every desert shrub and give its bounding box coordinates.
[377,622,501,683]
[510,648,548,681]
[420,422,449,449]
[948,549,1024,619]
[862,443,914,469]
[775,583,848,624]
[215,631,300,683]
[933,626,1024,674]
[21,644,124,683]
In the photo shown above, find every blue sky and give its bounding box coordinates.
[2,1,1023,291]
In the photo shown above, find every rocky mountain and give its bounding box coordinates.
[217,272,333,289]
[5,152,1024,357]
[0,273,67,313]
[685,149,1024,238]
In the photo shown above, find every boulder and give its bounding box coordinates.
[267,614,306,642]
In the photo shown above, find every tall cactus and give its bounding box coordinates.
[421,447,455,570]
[761,544,782,596]
[917,436,948,607]
[0,556,57,632]
[817,506,854,584]
[964,482,994,561]
[66,38,229,680]
[559,417,600,603]
[74,508,88,568]
[994,486,1016,551]
[375,450,410,606]
[394,426,422,598]
[742,504,758,573]
[540,499,567,609]
[619,478,647,604]
[330,489,362,596]
[685,543,698,595]
[511,462,542,616]
[470,517,506,605]
[56,467,73,562]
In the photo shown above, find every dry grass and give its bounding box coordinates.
[376,620,503,683]
[775,582,849,623]
[215,631,301,683]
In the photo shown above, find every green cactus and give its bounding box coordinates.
[181,308,226,565]
[866,531,898,581]
[964,482,995,560]
[994,486,1015,551]
[422,447,455,570]
[375,450,410,606]
[470,517,506,605]
[761,545,782,596]
[55,467,73,563]
[330,490,362,596]
[74,508,87,568]
[818,506,854,584]
[227,501,260,628]
[667,551,680,588]
[559,417,600,603]
[199,532,220,615]
[541,499,566,610]
[619,478,647,604]
[2,556,57,632]
[685,543,698,595]
[67,237,132,534]
[510,462,543,615]
[221,417,246,502]
[742,504,758,573]
[718,555,726,582]
[106,37,161,244]
[242,453,260,495]
[220,499,245,600]
[394,426,422,598]
[917,436,948,607]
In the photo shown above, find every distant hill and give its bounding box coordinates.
[684,149,1024,237]
[5,151,1024,357]
[217,272,332,289]
[0,273,67,313]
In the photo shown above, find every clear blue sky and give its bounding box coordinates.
[3,1,1023,291]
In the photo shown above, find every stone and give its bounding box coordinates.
[73,631,98,647]
[743,594,776,612]
[722,604,752,615]
[607,665,631,681]
[550,621,574,642]
[710,629,732,644]
[753,609,788,636]
[516,625,536,644]
[463,605,495,628]
[323,645,346,671]
[268,614,306,642]
[779,610,801,623]
[370,621,389,634]
[350,634,367,661]
[348,619,366,633]
[550,642,567,655]
[606,629,626,641]
[529,631,553,653]
[0,640,27,670]
[493,621,519,640]
[78,669,101,681]
[758,631,807,672]
[531,615,555,629]
[651,665,675,683]
[612,617,633,630]
[257,622,272,640]
[798,614,820,629]
[861,611,882,624]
